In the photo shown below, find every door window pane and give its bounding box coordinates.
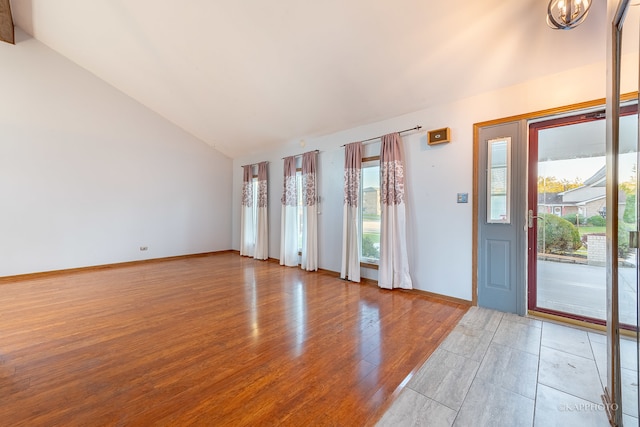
[487,137,511,224]
[535,117,607,321]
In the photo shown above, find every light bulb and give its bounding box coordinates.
[547,0,592,30]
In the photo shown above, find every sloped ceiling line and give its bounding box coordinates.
[7,1,635,159]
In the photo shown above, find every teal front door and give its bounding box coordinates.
[477,120,526,315]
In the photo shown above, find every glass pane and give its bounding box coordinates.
[361,162,380,263]
[252,177,259,233]
[296,171,303,251]
[487,137,511,223]
[536,119,606,321]
[619,113,638,330]
[618,107,638,425]
[615,9,639,417]
[619,110,639,420]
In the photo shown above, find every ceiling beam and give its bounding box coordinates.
[0,0,14,44]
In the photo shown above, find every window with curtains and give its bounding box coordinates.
[241,161,269,260]
[360,157,381,264]
[280,151,317,271]
[342,133,410,288]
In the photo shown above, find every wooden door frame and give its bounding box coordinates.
[472,94,638,307]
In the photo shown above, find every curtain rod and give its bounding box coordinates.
[341,125,422,147]
[281,149,319,160]
[240,161,269,169]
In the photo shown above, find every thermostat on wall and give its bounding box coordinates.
[427,127,450,145]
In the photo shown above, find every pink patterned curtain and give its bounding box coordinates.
[240,165,255,257]
[301,151,318,271]
[341,142,362,282]
[301,152,317,207]
[281,157,297,207]
[257,162,268,208]
[241,165,253,207]
[280,156,298,266]
[254,162,269,260]
[379,133,412,289]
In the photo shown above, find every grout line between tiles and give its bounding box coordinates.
[587,328,607,393]
[539,343,599,362]
[532,320,544,427]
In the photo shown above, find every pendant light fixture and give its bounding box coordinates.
[547,0,592,30]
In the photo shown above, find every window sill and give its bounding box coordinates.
[360,262,379,270]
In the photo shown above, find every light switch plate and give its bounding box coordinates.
[457,193,468,203]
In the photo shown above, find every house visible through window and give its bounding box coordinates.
[361,157,380,264]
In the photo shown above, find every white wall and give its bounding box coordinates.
[0,30,232,277]
[231,53,639,301]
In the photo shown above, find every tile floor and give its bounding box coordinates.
[377,307,639,427]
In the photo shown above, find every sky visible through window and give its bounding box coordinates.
[363,171,378,189]
[540,154,636,182]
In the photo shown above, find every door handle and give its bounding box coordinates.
[528,210,544,228]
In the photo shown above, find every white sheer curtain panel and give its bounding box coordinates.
[280,156,299,267]
[240,165,255,257]
[254,162,269,260]
[301,151,318,271]
[379,133,412,289]
[340,142,362,282]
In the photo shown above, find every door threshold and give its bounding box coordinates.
[528,310,638,338]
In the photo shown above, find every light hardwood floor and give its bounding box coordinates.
[0,253,467,426]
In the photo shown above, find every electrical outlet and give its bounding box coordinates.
[140,246,148,251]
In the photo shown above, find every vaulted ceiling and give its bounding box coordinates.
[7,1,628,158]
